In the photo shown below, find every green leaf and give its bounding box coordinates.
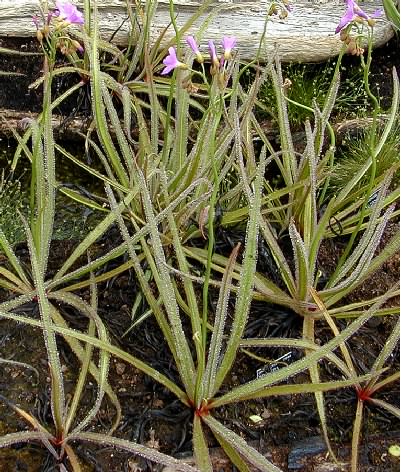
[193,415,213,472]
[368,398,400,418]
[213,147,267,393]
[85,7,129,187]
[289,222,310,301]
[48,303,121,432]
[0,431,52,449]
[69,431,199,472]
[51,291,110,436]
[211,285,398,407]
[0,309,187,404]
[382,0,400,30]
[213,373,378,402]
[202,244,240,399]
[212,427,251,472]
[203,415,281,471]
[368,319,400,391]
[21,217,65,434]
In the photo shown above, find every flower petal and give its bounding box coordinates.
[335,0,356,33]
[222,36,237,51]
[371,8,383,18]
[56,1,84,24]
[186,36,199,54]
[161,47,185,75]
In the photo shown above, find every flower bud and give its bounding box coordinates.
[268,4,279,16]
[340,29,350,43]
[208,40,220,74]
[283,78,292,91]
[71,39,84,52]
[217,71,227,91]
[279,9,289,19]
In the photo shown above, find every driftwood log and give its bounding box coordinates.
[0,0,394,62]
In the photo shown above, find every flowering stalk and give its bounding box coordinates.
[34,1,84,58]
[208,40,219,75]
[331,10,383,277]
[29,1,84,252]
[198,94,224,406]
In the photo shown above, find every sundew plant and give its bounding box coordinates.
[0,0,399,470]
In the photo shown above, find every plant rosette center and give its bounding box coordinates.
[188,398,212,417]
[356,386,373,402]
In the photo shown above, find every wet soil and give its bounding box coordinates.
[0,37,85,116]
[0,219,399,471]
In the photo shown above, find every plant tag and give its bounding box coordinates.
[256,351,293,378]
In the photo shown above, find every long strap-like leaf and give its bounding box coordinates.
[213,148,267,394]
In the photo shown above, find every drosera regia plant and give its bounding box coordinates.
[0,0,398,470]
[0,2,195,470]
[189,2,399,316]
[71,0,395,466]
[105,157,383,471]
[33,0,84,57]
[185,3,399,461]
[311,288,400,472]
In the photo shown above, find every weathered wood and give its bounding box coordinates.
[0,0,394,62]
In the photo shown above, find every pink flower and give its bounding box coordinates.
[55,1,84,25]
[32,15,40,28]
[222,36,236,60]
[186,36,203,62]
[336,0,382,33]
[161,47,187,75]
